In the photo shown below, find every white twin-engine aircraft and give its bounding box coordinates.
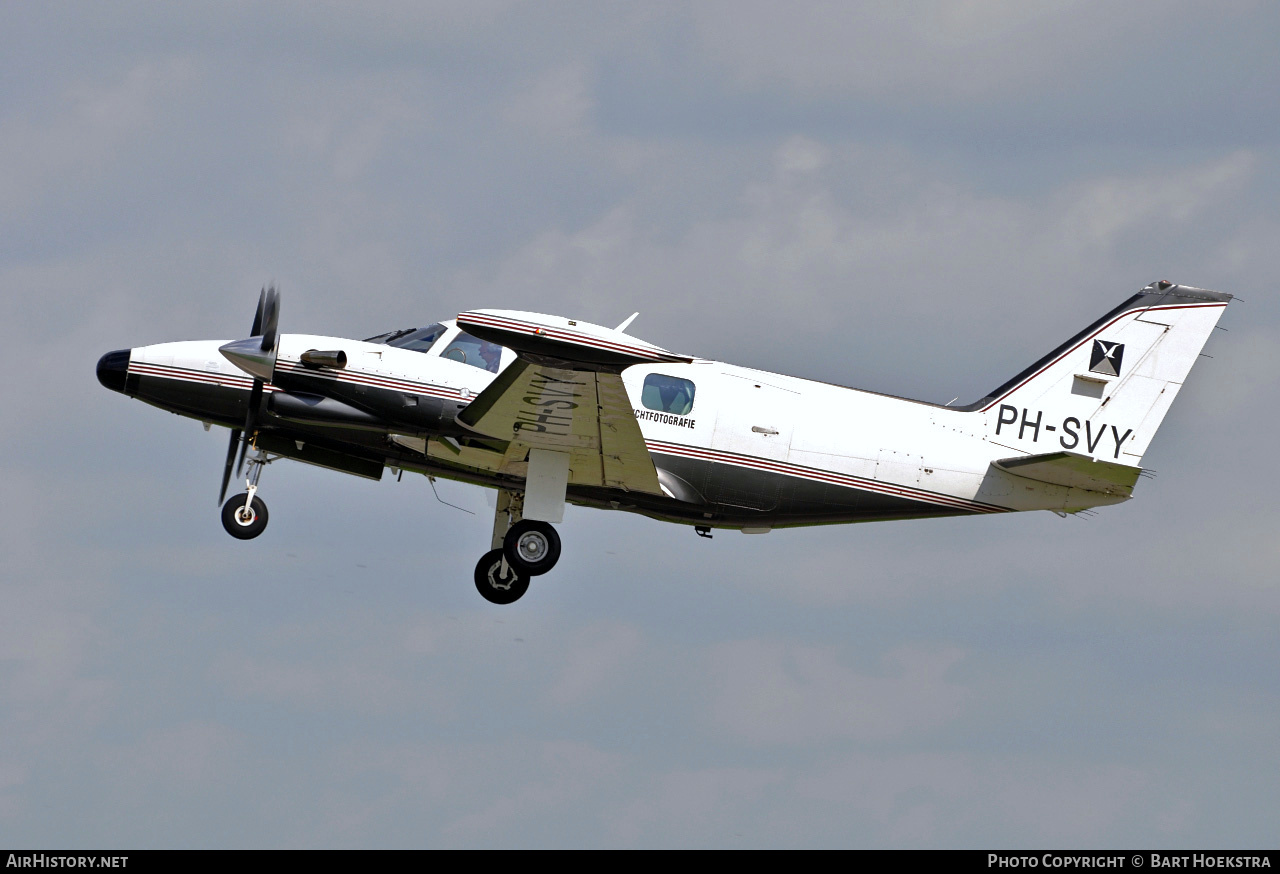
[97,281,1230,604]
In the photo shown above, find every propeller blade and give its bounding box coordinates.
[237,380,264,477]
[235,430,249,479]
[260,285,279,353]
[250,287,266,337]
[219,428,242,504]
[224,286,275,490]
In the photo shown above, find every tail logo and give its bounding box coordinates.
[1089,340,1125,377]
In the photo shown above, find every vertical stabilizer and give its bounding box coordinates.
[970,282,1230,464]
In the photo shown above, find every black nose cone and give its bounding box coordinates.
[97,349,131,393]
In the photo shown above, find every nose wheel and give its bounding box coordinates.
[220,447,272,540]
[222,493,268,539]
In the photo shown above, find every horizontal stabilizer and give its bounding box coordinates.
[994,451,1142,497]
[457,310,691,370]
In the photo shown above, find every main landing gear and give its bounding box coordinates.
[474,489,562,604]
[221,449,273,540]
[505,519,561,576]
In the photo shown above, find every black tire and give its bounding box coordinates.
[503,520,561,576]
[474,548,529,604]
[221,494,268,540]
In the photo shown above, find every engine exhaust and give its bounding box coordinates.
[300,349,348,369]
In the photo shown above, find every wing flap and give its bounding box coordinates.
[597,371,659,491]
[994,451,1142,496]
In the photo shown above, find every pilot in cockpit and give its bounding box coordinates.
[478,340,502,374]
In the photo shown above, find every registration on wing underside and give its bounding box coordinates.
[456,360,663,495]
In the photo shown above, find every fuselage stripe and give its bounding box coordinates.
[129,362,281,393]
[274,360,467,399]
[129,363,252,386]
[132,359,469,401]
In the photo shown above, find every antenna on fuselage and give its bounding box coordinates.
[614,312,639,333]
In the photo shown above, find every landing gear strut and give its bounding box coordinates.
[221,448,272,540]
[475,489,528,604]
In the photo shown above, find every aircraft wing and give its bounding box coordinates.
[994,451,1142,496]
[454,310,691,496]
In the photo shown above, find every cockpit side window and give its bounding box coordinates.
[365,323,447,354]
[439,331,503,374]
[641,373,695,415]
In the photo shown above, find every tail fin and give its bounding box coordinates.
[970,281,1231,464]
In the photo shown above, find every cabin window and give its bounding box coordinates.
[641,373,695,415]
[439,331,503,373]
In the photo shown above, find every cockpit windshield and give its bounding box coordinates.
[363,323,447,353]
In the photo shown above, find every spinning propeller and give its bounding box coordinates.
[217,286,280,503]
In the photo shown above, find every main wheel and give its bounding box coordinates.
[221,494,268,540]
[474,548,529,604]
[503,520,561,576]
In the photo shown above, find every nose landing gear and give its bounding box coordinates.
[220,449,273,540]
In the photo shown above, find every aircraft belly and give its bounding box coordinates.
[709,462,783,512]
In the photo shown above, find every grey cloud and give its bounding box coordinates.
[704,641,968,746]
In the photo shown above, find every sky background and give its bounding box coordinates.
[3,1,1279,849]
